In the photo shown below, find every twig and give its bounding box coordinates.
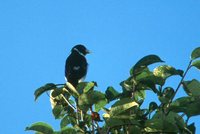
[45,83,65,98]
[80,110,83,121]
[90,107,95,134]
[55,83,66,86]
[166,60,192,115]
[76,101,79,125]
[95,121,102,134]
[61,94,77,111]
[169,60,192,103]
[106,127,111,134]
[186,116,190,124]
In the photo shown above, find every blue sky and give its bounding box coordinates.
[0,0,200,133]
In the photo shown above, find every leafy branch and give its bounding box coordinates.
[26,47,200,134]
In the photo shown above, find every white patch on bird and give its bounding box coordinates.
[79,76,86,83]
[73,48,85,56]
[73,66,80,70]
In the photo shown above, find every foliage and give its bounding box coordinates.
[26,47,200,134]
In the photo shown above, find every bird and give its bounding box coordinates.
[65,44,90,88]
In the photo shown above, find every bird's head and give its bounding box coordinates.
[71,44,90,56]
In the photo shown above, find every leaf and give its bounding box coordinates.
[169,96,200,117]
[134,90,146,101]
[105,86,120,102]
[25,122,54,134]
[131,55,164,75]
[174,116,185,131]
[169,97,192,113]
[51,87,63,98]
[138,78,159,93]
[136,68,165,86]
[52,132,61,134]
[103,116,128,128]
[52,105,63,119]
[66,82,80,97]
[60,116,70,128]
[159,87,174,104]
[103,114,140,128]
[149,102,158,112]
[76,82,88,94]
[60,116,76,128]
[35,132,44,134]
[191,47,200,60]
[153,65,183,80]
[78,91,106,111]
[187,123,196,134]
[183,79,200,97]
[129,126,142,134]
[129,68,161,93]
[83,82,96,93]
[192,60,200,70]
[61,127,76,134]
[34,83,56,101]
[120,76,135,92]
[95,99,107,112]
[145,111,184,133]
[109,98,138,116]
[163,87,174,98]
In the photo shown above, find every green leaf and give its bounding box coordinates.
[153,65,183,80]
[78,91,106,111]
[149,102,158,112]
[159,87,174,104]
[131,55,164,75]
[105,86,120,102]
[35,132,44,134]
[76,82,88,94]
[120,76,135,92]
[66,82,80,97]
[61,127,76,134]
[95,99,107,112]
[83,82,96,93]
[169,97,192,113]
[110,98,138,116]
[25,122,54,134]
[191,47,200,60]
[135,68,165,86]
[183,79,200,97]
[129,126,142,134]
[130,68,161,93]
[134,90,146,101]
[187,123,196,134]
[169,96,200,117]
[145,111,184,133]
[60,116,70,128]
[60,116,76,128]
[53,132,61,134]
[52,105,63,119]
[137,78,159,93]
[192,60,200,70]
[103,114,140,128]
[51,87,64,98]
[34,83,56,101]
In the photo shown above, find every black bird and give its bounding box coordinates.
[65,44,90,87]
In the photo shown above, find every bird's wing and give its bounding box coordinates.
[65,54,88,81]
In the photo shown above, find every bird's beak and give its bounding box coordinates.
[86,49,91,54]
